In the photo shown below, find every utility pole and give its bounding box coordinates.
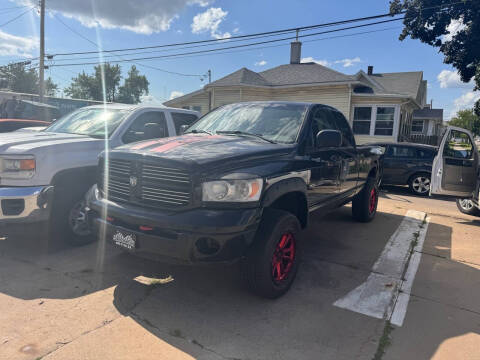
[208,69,211,84]
[39,0,45,102]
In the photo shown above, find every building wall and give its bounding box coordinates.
[350,96,417,144]
[171,91,210,115]
[168,85,351,118]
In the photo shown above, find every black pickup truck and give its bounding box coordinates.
[87,101,381,298]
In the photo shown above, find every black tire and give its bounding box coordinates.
[456,198,480,216]
[50,186,95,246]
[352,177,378,222]
[408,172,431,196]
[241,209,301,299]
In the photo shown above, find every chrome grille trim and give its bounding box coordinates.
[102,159,192,209]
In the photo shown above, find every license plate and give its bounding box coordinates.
[112,230,136,251]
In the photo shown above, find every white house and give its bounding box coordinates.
[165,42,433,145]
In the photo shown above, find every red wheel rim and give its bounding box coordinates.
[272,232,296,282]
[369,188,377,214]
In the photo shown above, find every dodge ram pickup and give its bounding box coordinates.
[0,104,199,244]
[87,101,381,298]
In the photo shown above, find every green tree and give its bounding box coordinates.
[0,63,58,97]
[449,108,480,136]
[65,63,148,104]
[390,0,480,114]
[45,77,58,97]
[117,65,149,104]
[65,63,121,102]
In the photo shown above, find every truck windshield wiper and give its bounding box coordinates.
[216,130,276,144]
[185,129,212,135]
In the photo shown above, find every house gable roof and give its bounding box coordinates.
[207,67,270,87]
[366,71,423,99]
[207,62,354,88]
[413,107,443,119]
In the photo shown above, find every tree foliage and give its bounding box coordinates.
[117,66,149,104]
[0,63,58,96]
[449,108,480,136]
[65,63,149,104]
[390,0,480,113]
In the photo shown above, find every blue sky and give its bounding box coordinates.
[1,0,478,119]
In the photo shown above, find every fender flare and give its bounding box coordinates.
[261,176,308,207]
[51,166,98,192]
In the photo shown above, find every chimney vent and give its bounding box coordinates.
[367,65,374,75]
[290,41,302,64]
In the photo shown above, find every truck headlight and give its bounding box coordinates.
[202,178,263,202]
[0,155,36,179]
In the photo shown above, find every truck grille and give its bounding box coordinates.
[100,159,192,209]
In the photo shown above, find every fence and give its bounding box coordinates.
[400,134,439,146]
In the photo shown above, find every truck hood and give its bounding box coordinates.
[113,134,294,167]
[0,131,102,154]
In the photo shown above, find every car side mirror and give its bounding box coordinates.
[179,124,190,135]
[316,130,342,148]
[144,123,165,139]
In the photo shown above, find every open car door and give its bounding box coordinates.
[431,126,479,204]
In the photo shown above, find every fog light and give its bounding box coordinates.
[196,237,220,255]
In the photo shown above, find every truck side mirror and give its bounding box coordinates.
[144,123,165,139]
[179,124,190,135]
[316,130,342,148]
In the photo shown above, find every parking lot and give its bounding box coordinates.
[1,187,479,360]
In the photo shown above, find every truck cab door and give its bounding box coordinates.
[431,126,479,200]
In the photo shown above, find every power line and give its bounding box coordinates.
[50,12,404,57]
[49,18,405,67]
[52,14,206,78]
[46,0,469,58]
[0,6,34,27]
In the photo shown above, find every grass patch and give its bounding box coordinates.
[373,321,394,360]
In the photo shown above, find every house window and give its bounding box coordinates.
[411,119,424,133]
[352,105,398,137]
[374,107,395,136]
[352,107,372,135]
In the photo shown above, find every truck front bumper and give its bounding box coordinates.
[87,187,262,263]
[0,186,53,223]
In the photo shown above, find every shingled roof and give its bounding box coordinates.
[367,72,424,99]
[207,62,354,88]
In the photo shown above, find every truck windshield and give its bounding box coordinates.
[45,108,129,138]
[186,103,308,144]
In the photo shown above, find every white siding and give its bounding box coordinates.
[213,89,241,108]
[168,91,210,115]
[242,85,351,118]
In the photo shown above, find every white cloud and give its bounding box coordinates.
[448,91,480,118]
[334,57,361,68]
[169,91,185,100]
[301,57,330,66]
[141,94,165,105]
[14,0,208,34]
[191,7,231,39]
[188,0,214,7]
[0,30,37,57]
[454,91,480,109]
[443,18,465,42]
[255,60,267,66]
[437,70,473,89]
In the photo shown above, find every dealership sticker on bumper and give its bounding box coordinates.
[113,230,136,250]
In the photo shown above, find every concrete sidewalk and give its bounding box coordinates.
[0,188,479,360]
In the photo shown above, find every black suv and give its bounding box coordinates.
[371,142,437,196]
[87,102,381,298]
